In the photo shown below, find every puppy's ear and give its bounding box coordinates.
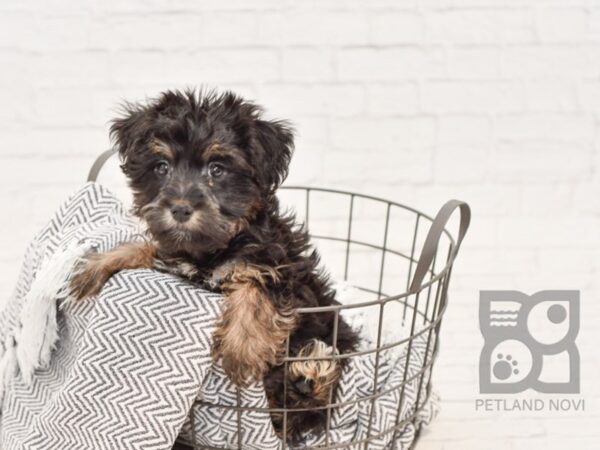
[254,119,294,191]
[109,102,149,162]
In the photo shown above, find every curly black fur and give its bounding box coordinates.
[110,89,360,441]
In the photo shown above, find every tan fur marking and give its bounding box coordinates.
[171,199,192,207]
[149,138,174,160]
[289,340,341,403]
[203,142,226,159]
[212,263,296,385]
[70,241,157,300]
[203,142,254,173]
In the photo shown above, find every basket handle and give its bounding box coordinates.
[408,200,471,294]
[87,149,117,182]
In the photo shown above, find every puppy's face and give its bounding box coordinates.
[110,90,294,258]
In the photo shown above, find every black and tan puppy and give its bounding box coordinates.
[69,89,359,440]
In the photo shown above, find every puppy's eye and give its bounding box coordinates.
[154,161,170,176]
[208,162,225,178]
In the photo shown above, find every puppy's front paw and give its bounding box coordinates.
[69,254,110,300]
[289,340,341,404]
[68,241,158,301]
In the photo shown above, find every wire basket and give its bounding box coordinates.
[87,152,470,450]
[179,188,469,450]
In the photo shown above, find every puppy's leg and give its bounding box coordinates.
[211,263,297,385]
[289,339,341,404]
[69,241,157,300]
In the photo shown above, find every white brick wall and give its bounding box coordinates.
[1,1,598,448]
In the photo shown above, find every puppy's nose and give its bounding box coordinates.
[170,204,193,223]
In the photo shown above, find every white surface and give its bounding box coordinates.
[0,1,599,449]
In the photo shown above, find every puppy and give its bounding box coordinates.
[69,89,359,440]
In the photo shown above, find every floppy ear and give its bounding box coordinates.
[109,101,160,181]
[254,119,295,191]
[109,102,149,162]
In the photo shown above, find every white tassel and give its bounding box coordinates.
[0,338,17,406]
[15,241,94,383]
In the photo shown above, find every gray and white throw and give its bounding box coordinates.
[0,183,438,450]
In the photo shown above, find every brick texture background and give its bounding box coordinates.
[1,1,599,449]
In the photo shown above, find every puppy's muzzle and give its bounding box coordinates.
[170,203,193,223]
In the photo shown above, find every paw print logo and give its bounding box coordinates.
[494,354,519,380]
[479,291,579,394]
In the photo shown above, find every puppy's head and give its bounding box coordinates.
[110,89,294,258]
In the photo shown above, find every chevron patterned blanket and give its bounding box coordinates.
[0,183,438,450]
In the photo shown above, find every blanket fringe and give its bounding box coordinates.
[15,241,94,384]
[0,338,17,405]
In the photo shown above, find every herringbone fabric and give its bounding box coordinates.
[0,183,437,450]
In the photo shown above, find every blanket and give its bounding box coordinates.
[0,183,438,450]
